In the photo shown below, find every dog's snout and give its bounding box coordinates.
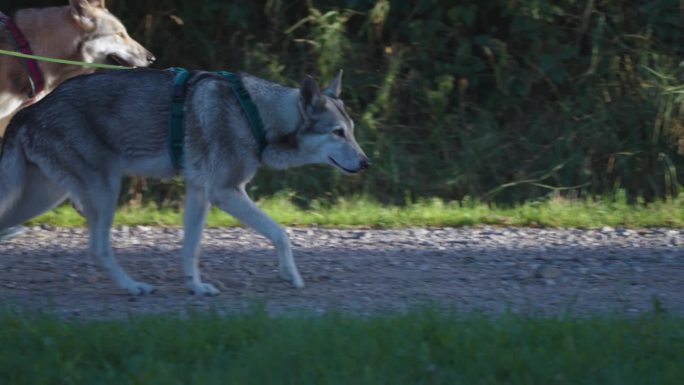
[359,158,371,170]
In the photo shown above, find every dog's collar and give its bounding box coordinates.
[0,13,45,100]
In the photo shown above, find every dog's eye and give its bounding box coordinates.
[333,128,345,138]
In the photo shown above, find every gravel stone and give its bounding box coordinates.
[0,226,682,319]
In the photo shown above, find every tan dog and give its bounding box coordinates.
[0,0,154,136]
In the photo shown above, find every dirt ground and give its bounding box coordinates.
[0,226,682,319]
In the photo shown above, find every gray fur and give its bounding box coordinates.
[0,68,369,295]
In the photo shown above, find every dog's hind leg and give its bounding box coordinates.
[79,175,154,295]
[0,163,68,230]
[181,183,217,295]
[212,187,305,289]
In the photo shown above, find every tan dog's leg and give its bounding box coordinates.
[0,110,18,137]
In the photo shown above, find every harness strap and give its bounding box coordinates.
[166,68,268,170]
[216,71,268,158]
[168,67,190,170]
[0,14,45,99]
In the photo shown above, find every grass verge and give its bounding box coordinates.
[0,307,681,384]
[27,195,684,228]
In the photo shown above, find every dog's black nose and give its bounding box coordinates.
[359,158,371,170]
[147,53,156,63]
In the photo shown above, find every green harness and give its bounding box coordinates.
[168,68,267,170]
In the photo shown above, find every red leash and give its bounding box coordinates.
[0,13,45,101]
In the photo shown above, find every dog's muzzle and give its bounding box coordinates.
[329,156,371,174]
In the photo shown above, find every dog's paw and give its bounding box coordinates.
[188,282,220,296]
[0,226,26,243]
[279,266,305,289]
[289,275,305,289]
[124,281,155,295]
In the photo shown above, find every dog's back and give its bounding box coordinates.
[7,70,178,176]
[8,68,263,178]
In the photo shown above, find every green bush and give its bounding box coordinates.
[15,1,684,204]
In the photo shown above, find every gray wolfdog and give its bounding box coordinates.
[0,68,369,295]
[0,0,155,136]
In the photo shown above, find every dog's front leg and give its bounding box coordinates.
[212,187,305,289]
[181,184,218,295]
[87,208,155,295]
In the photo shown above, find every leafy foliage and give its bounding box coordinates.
[12,0,684,204]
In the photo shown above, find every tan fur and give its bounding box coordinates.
[0,0,153,136]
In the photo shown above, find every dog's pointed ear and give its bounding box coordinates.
[70,0,105,10]
[323,69,343,99]
[300,75,325,110]
[69,0,98,29]
[70,0,91,13]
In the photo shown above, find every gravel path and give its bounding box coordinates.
[0,226,682,318]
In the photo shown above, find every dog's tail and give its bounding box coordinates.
[0,137,28,229]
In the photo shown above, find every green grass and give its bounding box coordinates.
[27,195,684,228]
[0,307,681,384]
